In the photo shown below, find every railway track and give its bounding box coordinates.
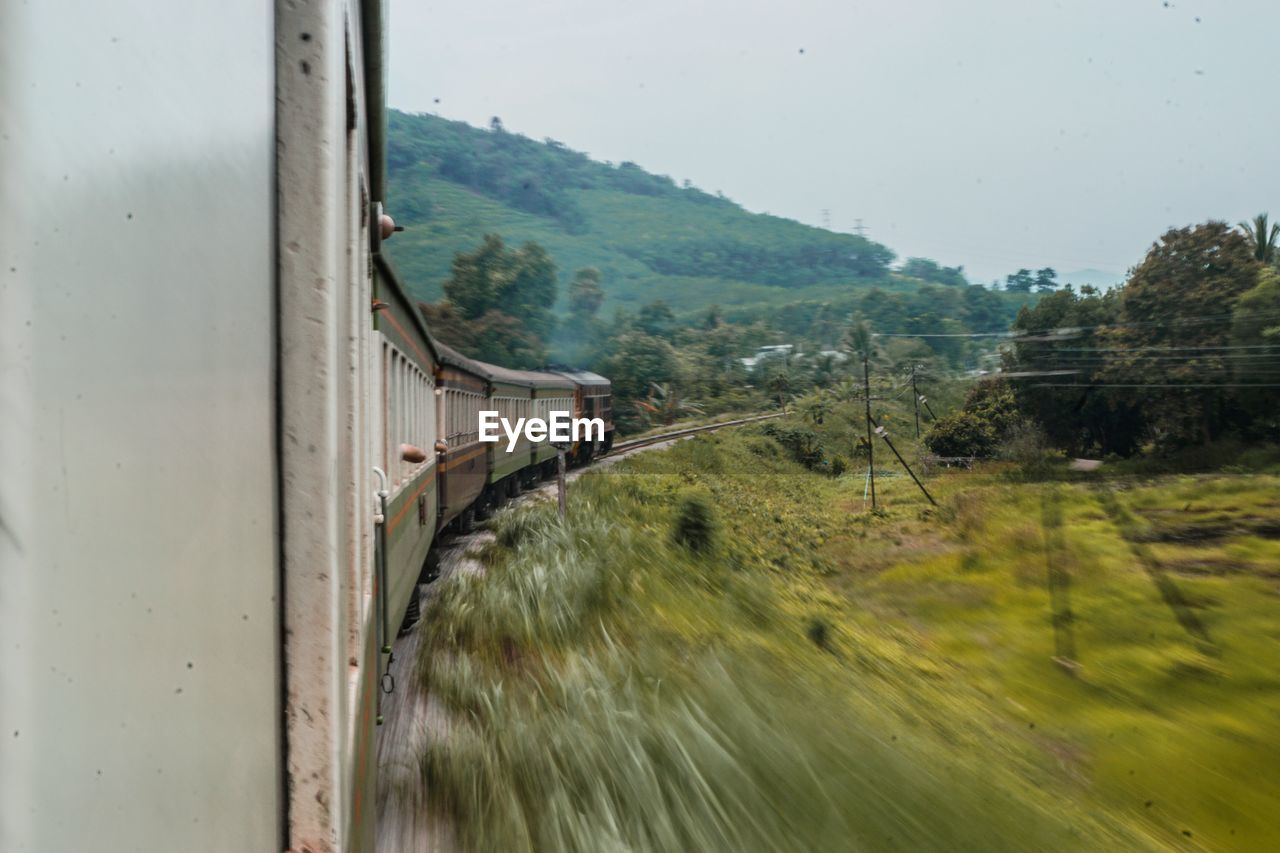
[374,409,786,853]
[609,411,786,455]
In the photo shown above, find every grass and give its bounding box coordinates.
[413,408,1280,851]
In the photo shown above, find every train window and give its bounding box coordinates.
[381,340,435,492]
[386,345,398,482]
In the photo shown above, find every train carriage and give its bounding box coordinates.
[531,374,580,475]
[552,368,616,462]
[432,342,490,532]
[372,257,441,636]
[475,363,558,506]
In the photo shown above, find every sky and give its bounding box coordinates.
[388,0,1279,285]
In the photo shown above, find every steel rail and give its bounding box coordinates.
[609,412,786,455]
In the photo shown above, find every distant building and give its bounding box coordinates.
[741,344,794,373]
[739,344,850,373]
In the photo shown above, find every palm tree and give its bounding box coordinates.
[1239,213,1279,264]
[799,393,832,425]
[765,369,792,408]
[634,383,703,426]
[830,378,860,404]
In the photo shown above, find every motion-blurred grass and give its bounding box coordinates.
[414,412,1280,851]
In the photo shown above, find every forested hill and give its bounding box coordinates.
[384,109,900,313]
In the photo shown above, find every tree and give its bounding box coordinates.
[1101,221,1260,446]
[845,317,873,357]
[922,380,1020,458]
[1034,267,1058,293]
[1230,267,1280,432]
[1231,266,1280,349]
[1239,213,1279,264]
[1004,269,1035,292]
[799,393,832,425]
[923,413,997,458]
[766,368,793,407]
[567,267,605,319]
[507,241,557,339]
[604,333,682,429]
[635,383,704,426]
[635,300,676,338]
[901,257,968,287]
[1005,286,1142,456]
[438,234,558,366]
[443,233,512,320]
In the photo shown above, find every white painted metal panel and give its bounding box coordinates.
[0,3,279,851]
[277,3,380,851]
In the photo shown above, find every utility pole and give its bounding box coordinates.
[911,365,921,438]
[863,354,876,511]
[870,415,938,507]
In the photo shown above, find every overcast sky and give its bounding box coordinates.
[388,0,1279,284]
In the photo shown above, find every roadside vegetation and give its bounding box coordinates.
[412,399,1280,851]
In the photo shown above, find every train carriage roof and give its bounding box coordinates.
[483,362,573,390]
[430,339,574,390]
[548,368,611,392]
[429,338,490,379]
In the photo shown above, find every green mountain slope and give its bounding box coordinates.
[384,110,902,314]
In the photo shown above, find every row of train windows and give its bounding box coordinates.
[381,343,588,488]
[442,387,484,446]
[492,396,531,446]
[534,397,574,424]
[384,342,434,490]
[491,396,576,419]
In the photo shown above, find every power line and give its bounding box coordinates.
[1015,344,1279,353]
[1031,382,1280,389]
[874,308,1280,341]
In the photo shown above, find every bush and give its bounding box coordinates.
[806,617,832,650]
[962,380,1020,437]
[999,421,1056,477]
[923,412,997,458]
[494,507,541,548]
[924,379,1025,459]
[672,489,718,555]
[761,424,826,470]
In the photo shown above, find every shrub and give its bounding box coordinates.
[806,617,832,650]
[672,489,718,555]
[761,424,826,470]
[961,380,1020,437]
[494,507,540,548]
[923,412,997,458]
[925,379,1026,459]
[999,421,1057,477]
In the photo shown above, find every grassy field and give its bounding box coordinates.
[412,413,1280,851]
